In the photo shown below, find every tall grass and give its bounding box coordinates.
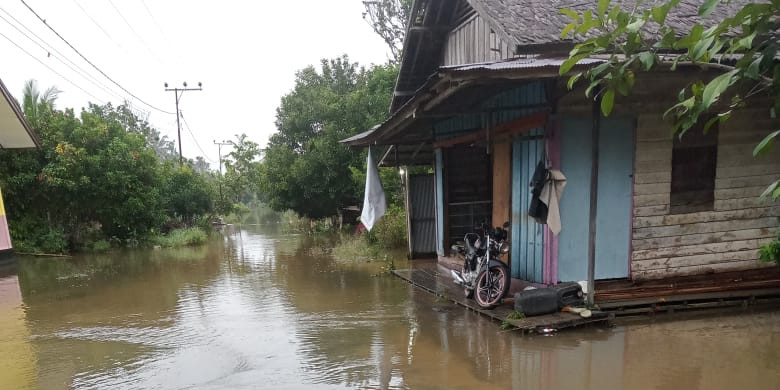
[153,227,208,248]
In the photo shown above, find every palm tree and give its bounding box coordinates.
[22,79,61,128]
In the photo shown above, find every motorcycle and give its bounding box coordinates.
[450,222,511,309]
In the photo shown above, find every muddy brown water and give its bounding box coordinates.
[1,226,779,389]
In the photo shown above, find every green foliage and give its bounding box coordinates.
[0,79,218,253]
[260,57,399,219]
[365,204,407,249]
[559,0,780,200]
[152,227,208,248]
[759,225,780,264]
[500,311,526,330]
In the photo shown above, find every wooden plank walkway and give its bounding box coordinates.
[392,266,612,334]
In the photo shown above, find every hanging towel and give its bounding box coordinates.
[539,169,567,235]
[360,148,387,231]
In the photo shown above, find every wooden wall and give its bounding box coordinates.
[441,14,514,66]
[631,110,780,279]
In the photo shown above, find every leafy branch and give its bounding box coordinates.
[560,0,780,200]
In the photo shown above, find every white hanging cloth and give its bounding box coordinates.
[360,148,387,231]
[540,169,567,235]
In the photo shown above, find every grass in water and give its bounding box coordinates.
[501,311,526,330]
[153,227,208,248]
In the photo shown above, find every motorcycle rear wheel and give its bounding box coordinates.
[474,264,509,309]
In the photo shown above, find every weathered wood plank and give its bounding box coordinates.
[631,238,772,261]
[632,249,760,272]
[633,193,670,207]
[635,160,671,174]
[632,217,778,240]
[715,197,777,211]
[717,163,780,178]
[633,182,671,196]
[632,227,776,250]
[714,186,776,200]
[716,174,780,189]
[633,206,780,229]
[634,171,671,185]
[633,260,772,280]
[634,204,670,217]
[635,148,672,163]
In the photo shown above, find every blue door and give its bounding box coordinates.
[558,116,634,281]
[511,130,545,282]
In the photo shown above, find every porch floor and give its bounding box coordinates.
[392,261,612,334]
[594,268,780,314]
[428,257,780,316]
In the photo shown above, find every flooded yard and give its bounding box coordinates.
[1,226,779,389]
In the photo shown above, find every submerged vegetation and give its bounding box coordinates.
[153,227,208,248]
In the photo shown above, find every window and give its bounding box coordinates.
[670,122,718,214]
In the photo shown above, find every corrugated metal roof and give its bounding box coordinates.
[441,57,605,72]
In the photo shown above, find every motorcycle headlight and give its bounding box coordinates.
[499,242,510,254]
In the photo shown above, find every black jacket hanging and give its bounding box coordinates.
[528,159,548,224]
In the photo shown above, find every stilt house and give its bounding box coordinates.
[343,0,780,286]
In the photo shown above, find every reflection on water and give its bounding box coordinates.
[1,225,779,389]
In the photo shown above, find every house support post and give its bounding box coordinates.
[586,97,601,306]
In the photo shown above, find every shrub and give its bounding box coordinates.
[759,232,780,264]
[152,227,208,248]
[366,205,407,249]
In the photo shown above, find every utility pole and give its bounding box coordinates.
[213,139,233,175]
[164,81,202,165]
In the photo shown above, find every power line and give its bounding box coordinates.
[180,111,215,163]
[106,0,163,64]
[70,0,127,53]
[0,9,125,103]
[0,29,105,104]
[19,0,175,115]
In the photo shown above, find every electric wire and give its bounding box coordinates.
[0,29,105,104]
[71,0,127,53]
[0,10,126,103]
[106,0,163,64]
[19,0,175,115]
[180,111,216,163]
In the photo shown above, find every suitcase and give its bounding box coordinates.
[514,288,558,316]
[553,282,584,308]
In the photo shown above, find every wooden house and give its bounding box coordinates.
[343,0,779,291]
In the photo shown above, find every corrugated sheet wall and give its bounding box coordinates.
[408,175,437,256]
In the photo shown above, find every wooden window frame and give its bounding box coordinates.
[669,122,719,214]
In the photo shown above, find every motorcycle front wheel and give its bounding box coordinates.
[474,264,509,309]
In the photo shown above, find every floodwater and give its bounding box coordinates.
[1,226,780,390]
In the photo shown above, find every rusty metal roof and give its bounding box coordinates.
[441,57,605,72]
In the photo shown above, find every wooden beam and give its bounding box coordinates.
[432,112,548,148]
[586,95,601,306]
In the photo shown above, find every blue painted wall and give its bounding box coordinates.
[558,115,635,282]
[511,130,546,281]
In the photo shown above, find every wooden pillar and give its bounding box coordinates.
[492,141,511,227]
[493,141,511,264]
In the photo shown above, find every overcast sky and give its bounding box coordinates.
[0,0,390,166]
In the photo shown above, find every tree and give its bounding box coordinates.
[559,0,780,199]
[22,79,61,128]
[362,0,412,64]
[223,133,261,204]
[259,56,399,219]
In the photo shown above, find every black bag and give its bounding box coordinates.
[528,159,548,223]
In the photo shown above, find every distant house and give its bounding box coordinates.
[343,0,779,287]
[0,77,41,259]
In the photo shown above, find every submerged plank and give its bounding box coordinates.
[392,267,612,332]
